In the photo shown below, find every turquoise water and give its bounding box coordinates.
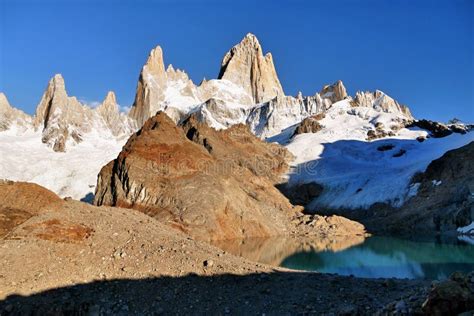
[281,236,474,280]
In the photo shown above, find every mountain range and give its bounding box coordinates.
[0,33,472,236]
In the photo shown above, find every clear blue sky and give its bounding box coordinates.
[1,0,473,121]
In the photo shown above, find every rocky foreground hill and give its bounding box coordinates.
[5,180,474,315]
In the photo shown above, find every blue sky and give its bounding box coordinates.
[0,0,473,121]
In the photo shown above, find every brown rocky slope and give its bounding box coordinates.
[94,111,365,241]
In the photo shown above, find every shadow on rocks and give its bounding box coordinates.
[0,271,430,315]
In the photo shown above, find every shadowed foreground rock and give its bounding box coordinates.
[94,112,366,241]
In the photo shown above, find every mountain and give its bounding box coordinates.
[0,33,472,230]
[33,74,133,152]
[0,75,134,200]
[127,34,358,138]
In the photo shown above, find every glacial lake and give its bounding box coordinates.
[212,235,474,280]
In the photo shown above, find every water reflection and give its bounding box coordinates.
[211,234,366,267]
[213,236,474,280]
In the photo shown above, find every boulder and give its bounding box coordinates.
[292,116,324,137]
[422,272,474,315]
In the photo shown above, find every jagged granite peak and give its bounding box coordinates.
[97,91,118,113]
[0,93,11,111]
[353,90,413,119]
[145,45,167,81]
[97,91,134,137]
[217,33,284,104]
[31,75,134,152]
[34,74,69,127]
[0,93,32,131]
[319,80,348,103]
[33,74,93,151]
[128,46,167,127]
[129,46,201,126]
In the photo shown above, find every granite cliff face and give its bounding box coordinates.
[34,74,95,151]
[217,33,284,104]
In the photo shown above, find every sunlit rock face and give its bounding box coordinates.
[352,90,413,119]
[32,74,133,152]
[0,93,32,132]
[94,111,298,241]
[217,33,284,104]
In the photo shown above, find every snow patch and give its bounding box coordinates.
[0,128,125,200]
[458,222,474,235]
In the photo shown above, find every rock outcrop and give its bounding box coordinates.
[0,180,64,238]
[218,33,284,104]
[422,272,474,315]
[352,90,413,119]
[319,80,347,103]
[0,93,31,132]
[406,119,470,138]
[292,115,324,137]
[94,112,366,241]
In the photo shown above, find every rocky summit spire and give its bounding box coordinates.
[97,91,133,137]
[32,74,94,152]
[217,33,284,104]
[34,74,69,128]
[129,46,168,127]
[128,45,201,127]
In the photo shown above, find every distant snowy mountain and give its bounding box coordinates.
[0,33,471,211]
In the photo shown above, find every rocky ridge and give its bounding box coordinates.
[126,33,413,139]
[2,33,415,152]
[1,74,133,152]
